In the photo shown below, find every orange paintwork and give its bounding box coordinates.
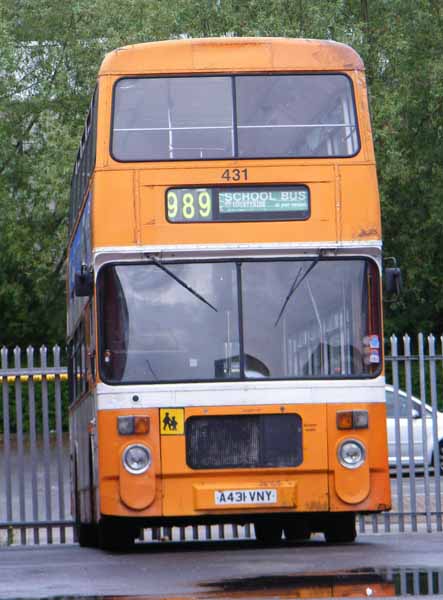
[97,402,390,518]
[92,166,340,248]
[98,38,364,77]
[97,409,162,517]
[327,403,391,512]
[118,444,156,510]
[339,164,381,241]
[69,38,390,526]
[68,37,380,250]
[161,404,329,517]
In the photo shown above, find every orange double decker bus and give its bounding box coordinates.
[68,37,390,549]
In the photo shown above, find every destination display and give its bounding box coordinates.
[166,186,310,223]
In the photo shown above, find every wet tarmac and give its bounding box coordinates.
[1,534,443,600]
[4,567,443,599]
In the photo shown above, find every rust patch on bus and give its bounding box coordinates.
[357,227,379,238]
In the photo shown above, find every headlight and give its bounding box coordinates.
[122,444,151,474]
[338,439,366,469]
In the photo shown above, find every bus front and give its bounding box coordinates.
[91,38,390,547]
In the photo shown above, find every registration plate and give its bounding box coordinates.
[214,489,277,505]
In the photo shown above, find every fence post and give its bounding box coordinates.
[404,334,417,532]
[428,334,442,531]
[1,347,12,525]
[54,345,66,543]
[27,345,40,544]
[418,333,432,532]
[14,346,26,545]
[40,345,53,543]
[391,334,405,532]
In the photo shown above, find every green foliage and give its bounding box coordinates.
[1,0,442,343]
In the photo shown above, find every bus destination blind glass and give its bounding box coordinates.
[166,186,310,223]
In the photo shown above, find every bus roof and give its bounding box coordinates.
[99,37,364,76]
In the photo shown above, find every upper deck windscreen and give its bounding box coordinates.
[112,74,359,161]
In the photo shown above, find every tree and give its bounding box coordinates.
[356,0,443,335]
[0,0,149,347]
[1,0,442,345]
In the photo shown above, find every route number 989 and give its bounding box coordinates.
[166,189,213,222]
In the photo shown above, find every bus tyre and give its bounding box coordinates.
[324,513,356,543]
[254,520,283,544]
[77,522,98,548]
[74,467,98,548]
[98,518,136,551]
[283,519,311,541]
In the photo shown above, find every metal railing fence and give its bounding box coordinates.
[0,345,69,545]
[0,335,442,545]
[366,333,443,535]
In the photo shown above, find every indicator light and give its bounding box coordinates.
[118,416,150,435]
[336,410,368,430]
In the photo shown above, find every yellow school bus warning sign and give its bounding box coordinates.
[160,408,184,435]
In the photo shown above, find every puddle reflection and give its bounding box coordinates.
[201,567,443,597]
[11,567,443,600]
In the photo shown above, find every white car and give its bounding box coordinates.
[385,385,443,472]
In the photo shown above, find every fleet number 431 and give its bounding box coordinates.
[221,168,248,182]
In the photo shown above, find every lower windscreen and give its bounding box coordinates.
[97,258,381,384]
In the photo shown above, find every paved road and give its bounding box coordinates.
[0,533,442,599]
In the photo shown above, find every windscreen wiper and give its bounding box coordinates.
[147,254,218,312]
[274,254,322,327]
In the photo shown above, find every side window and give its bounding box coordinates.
[68,340,74,405]
[69,322,88,403]
[69,87,98,233]
[89,306,96,381]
